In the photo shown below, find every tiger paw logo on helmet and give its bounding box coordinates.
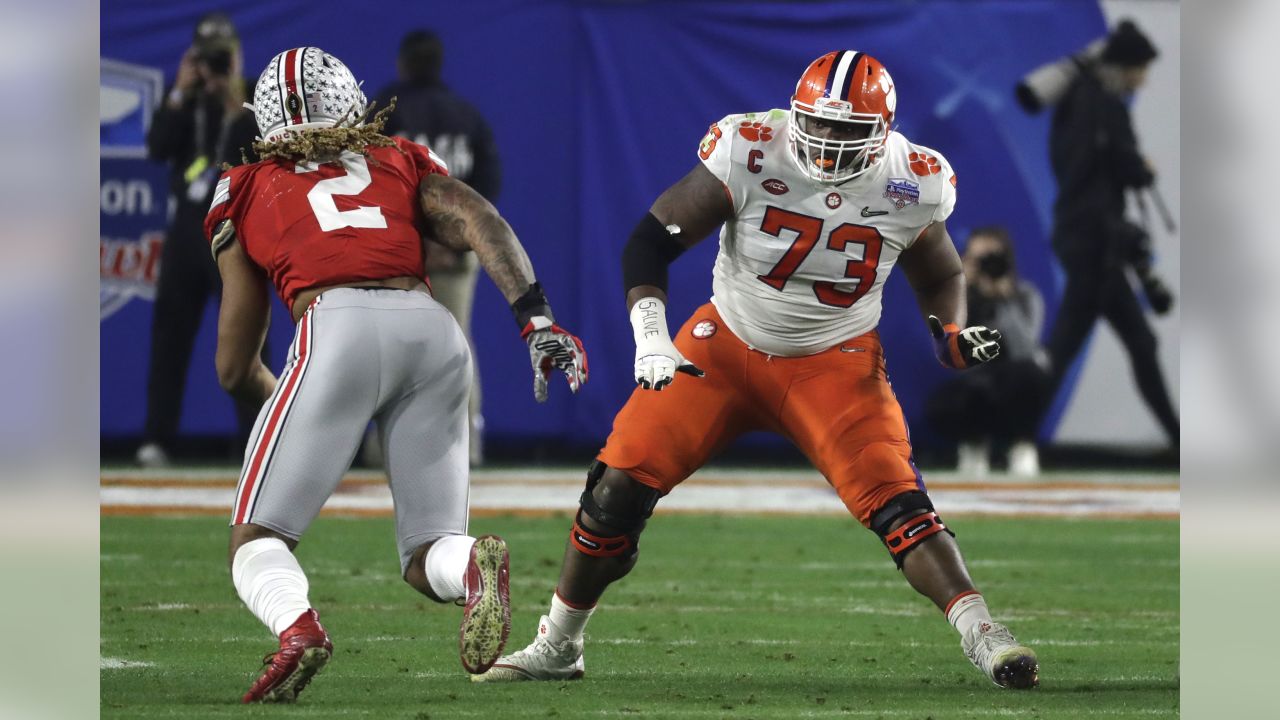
[738,121,773,142]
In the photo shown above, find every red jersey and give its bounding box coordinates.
[204,136,448,308]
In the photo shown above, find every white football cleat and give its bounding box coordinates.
[961,621,1039,689]
[470,616,584,682]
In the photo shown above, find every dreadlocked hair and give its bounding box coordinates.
[232,97,402,168]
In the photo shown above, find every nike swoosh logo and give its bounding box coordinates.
[861,207,889,217]
[840,346,866,353]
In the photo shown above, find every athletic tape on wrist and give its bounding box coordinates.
[630,296,671,349]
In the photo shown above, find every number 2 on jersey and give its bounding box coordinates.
[296,152,388,232]
[757,206,883,308]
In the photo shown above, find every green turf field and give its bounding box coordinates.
[101,514,1178,719]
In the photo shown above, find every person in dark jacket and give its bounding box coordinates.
[137,12,262,467]
[926,227,1050,476]
[1043,19,1178,447]
[372,29,502,466]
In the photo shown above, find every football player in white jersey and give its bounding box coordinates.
[476,51,1037,690]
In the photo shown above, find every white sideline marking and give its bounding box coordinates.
[100,657,153,669]
[101,481,1179,517]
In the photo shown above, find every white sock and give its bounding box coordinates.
[232,538,313,637]
[547,591,595,642]
[424,535,476,603]
[945,591,993,638]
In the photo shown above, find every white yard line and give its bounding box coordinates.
[100,657,153,670]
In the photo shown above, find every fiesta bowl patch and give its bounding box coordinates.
[691,320,717,339]
[883,178,920,209]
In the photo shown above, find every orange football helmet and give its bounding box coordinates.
[789,51,897,184]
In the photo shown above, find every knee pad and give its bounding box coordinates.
[870,491,954,569]
[569,461,662,560]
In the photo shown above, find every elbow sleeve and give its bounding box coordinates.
[622,212,688,296]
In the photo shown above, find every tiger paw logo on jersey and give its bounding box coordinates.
[691,320,718,339]
[738,121,773,142]
[908,151,941,176]
[825,192,842,209]
[883,178,920,209]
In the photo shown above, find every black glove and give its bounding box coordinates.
[928,315,1002,369]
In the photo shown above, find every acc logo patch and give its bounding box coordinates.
[691,320,718,339]
[825,192,842,209]
[761,178,789,195]
[883,178,920,209]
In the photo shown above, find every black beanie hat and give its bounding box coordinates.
[1102,19,1158,67]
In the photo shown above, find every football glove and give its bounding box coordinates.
[521,317,589,403]
[631,297,704,390]
[928,315,1002,369]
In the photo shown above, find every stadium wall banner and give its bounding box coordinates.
[101,1,1167,449]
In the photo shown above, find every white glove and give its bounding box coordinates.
[630,297,704,390]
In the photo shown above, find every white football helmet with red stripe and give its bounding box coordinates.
[789,50,897,184]
[248,47,367,141]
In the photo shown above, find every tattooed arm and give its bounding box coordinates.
[418,173,535,304]
[418,172,588,401]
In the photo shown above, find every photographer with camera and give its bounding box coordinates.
[1041,19,1179,448]
[137,12,262,467]
[925,227,1050,476]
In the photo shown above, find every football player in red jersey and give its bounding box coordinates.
[477,51,1036,690]
[206,47,588,703]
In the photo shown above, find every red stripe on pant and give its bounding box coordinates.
[233,310,312,524]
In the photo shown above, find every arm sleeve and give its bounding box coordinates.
[146,86,193,163]
[467,117,502,202]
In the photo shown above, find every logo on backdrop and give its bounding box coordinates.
[100,58,163,159]
[101,58,168,319]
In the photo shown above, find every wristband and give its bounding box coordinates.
[511,281,554,331]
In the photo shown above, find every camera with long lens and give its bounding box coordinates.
[191,12,237,78]
[197,45,233,76]
[977,252,1011,279]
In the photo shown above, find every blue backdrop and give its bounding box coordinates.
[100,0,1106,452]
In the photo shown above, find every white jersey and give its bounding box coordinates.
[699,109,957,357]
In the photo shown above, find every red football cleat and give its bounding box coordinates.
[242,609,333,703]
[459,535,512,674]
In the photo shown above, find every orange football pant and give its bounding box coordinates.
[597,303,924,526]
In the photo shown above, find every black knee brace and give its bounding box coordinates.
[870,491,954,569]
[569,461,661,560]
